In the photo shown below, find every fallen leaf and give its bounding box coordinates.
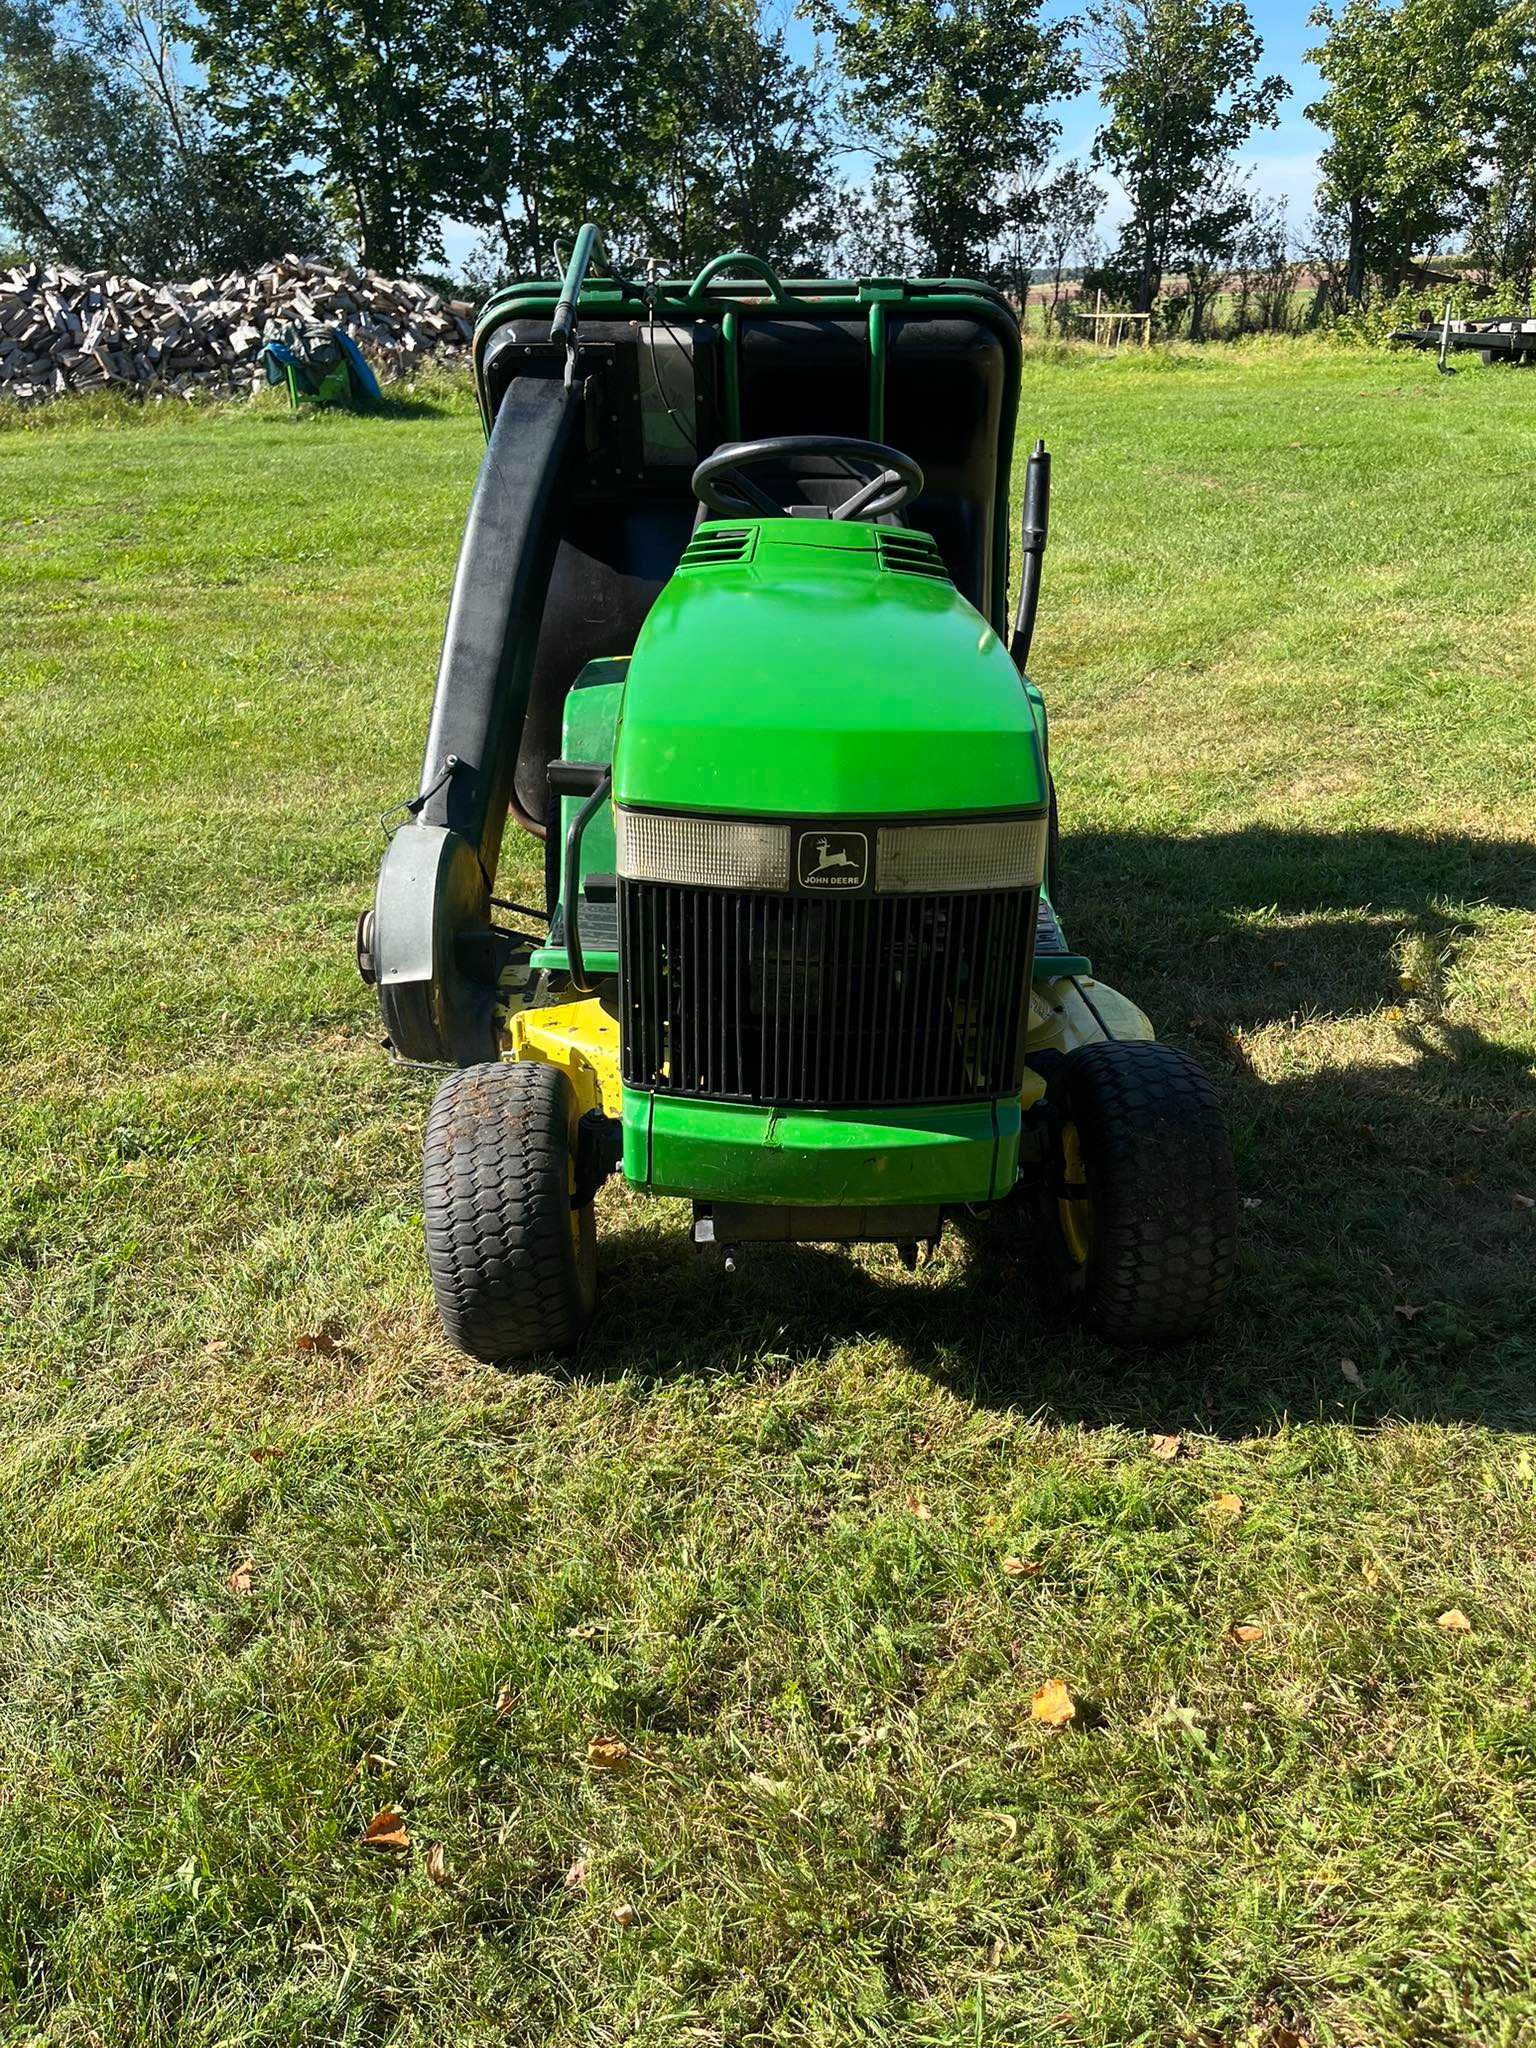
[1513,1193,1535,1210]
[1228,1622,1264,1645]
[612,1902,637,1926]
[566,1622,599,1641]
[425,1842,450,1887]
[563,1856,588,1890]
[1001,1555,1039,1578]
[1148,1432,1182,1461]
[361,1808,410,1851]
[906,1496,933,1521]
[295,1330,341,1355]
[225,1557,255,1597]
[1210,1493,1245,1519]
[1437,1608,1472,1633]
[1394,1303,1425,1322]
[1339,1357,1362,1386]
[586,1733,633,1771]
[494,1686,515,1720]
[1030,1678,1076,1728]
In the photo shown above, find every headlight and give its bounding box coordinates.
[614,808,1045,893]
[875,817,1046,893]
[615,808,791,891]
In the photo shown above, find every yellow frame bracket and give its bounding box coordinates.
[507,997,623,1118]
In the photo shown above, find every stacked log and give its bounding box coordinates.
[0,254,475,403]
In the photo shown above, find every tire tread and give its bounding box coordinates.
[422,1062,593,1363]
[1059,1038,1237,1344]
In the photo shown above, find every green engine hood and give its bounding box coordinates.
[611,520,1045,818]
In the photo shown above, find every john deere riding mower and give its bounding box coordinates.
[358,227,1237,1360]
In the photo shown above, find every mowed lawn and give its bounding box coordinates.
[2,344,1534,2048]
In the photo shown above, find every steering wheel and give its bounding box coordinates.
[692,435,924,523]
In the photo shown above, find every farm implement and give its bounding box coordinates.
[1390,308,1536,368]
[358,226,1237,1360]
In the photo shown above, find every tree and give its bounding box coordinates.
[0,0,152,265]
[1465,151,1536,296]
[829,171,921,275]
[1454,1,1536,296]
[1300,197,1351,319]
[0,0,325,271]
[809,0,1080,277]
[188,0,443,273]
[1087,0,1288,314]
[1230,192,1293,330]
[239,0,832,289]
[1305,0,1526,302]
[994,173,1044,307]
[1168,166,1248,337]
[431,0,641,279]
[1035,159,1104,328]
[625,0,835,272]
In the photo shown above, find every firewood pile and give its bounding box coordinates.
[0,254,475,404]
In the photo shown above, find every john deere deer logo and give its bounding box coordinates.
[797,828,868,889]
[812,838,856,875]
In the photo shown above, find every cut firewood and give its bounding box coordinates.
[0,254,471,404]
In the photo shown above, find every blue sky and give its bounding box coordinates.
[441,0,1326,270]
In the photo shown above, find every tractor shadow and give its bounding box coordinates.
[578,825,1536,1436]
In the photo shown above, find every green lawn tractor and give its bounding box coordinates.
[358,226,1237,1360]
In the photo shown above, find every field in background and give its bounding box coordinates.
[2,345,1534,2047]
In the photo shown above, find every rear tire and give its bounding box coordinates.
[1042,1039,1236,1344]
[423,1061,597,1363]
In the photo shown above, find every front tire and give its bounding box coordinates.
[1042,1039,1236,1344]
[422,1061,597,1363]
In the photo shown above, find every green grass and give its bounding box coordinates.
[2,345,1534,2048]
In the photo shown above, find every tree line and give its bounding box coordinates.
[1308,0,1536,313]
[1,0,1533,320]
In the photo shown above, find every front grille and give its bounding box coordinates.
[619,882,1036,1107]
